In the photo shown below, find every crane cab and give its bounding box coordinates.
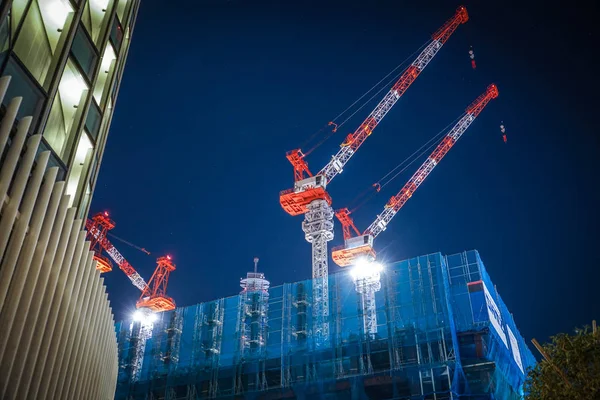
[332,234,376,267]
[279,175,332,216]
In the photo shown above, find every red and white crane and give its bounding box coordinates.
[86,212,176,312]
[332,84,499,268]
[332,84,498,338]
[279,6,469,347]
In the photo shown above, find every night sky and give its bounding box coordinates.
[91,0,599,344]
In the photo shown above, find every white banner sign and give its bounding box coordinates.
[507,325,524,373]
[482,282,508,348]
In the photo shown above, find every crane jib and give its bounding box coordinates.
[319,36,451,185]
[362,84,498,240]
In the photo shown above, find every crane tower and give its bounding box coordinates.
[332,84,499,337]
[279,6,469,348]
[238,257,270,355]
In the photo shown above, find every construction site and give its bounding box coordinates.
[114,251,535,399]
[87,5,537,399]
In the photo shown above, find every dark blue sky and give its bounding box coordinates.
[92,0,598,343]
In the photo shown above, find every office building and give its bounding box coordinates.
[0,0,140,398]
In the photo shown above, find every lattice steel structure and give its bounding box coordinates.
[280,6,469,350]
[115,250,535,400]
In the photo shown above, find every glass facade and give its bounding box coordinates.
[0,0,140,215]
[115,250,536,400]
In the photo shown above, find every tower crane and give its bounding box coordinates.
[86,212,176,312]
[332,84,498,338]
[332,84,499,268]
[279,6,469,348]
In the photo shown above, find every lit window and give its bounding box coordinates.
[116,0,130,24]
[65,132,94,208]
[81,0,114,45]
[43,58,89,160]
[10,0,30,38]
[93,43,116,107]
[13,0,75,89]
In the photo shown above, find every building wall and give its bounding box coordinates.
[0,0,140,218]
[0,76,117,398]
[0,1,140,398]
[115,251,536,400]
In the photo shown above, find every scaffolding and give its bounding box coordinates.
[115,250,535,399]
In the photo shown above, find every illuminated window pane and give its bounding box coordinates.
[13,0,75,89]
[116,0,130,24]
[43,59,89,160]
[65,131,94,207]
[93,43,116,107]
[10,0,29,38]
[81,0,114,45]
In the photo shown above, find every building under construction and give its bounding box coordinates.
[115,250,535,399]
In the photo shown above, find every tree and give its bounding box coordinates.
[524,324,600,400]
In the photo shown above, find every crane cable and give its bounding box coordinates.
[331,39,432,130]
[349,112,466,213]
[301,39,433,156]
[378,112,465,189]
[107,232,151,255]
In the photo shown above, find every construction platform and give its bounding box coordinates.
[115,250,535,399]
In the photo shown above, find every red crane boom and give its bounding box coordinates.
[280,6,469,216]
[332,84,499,267]
[86,212,176,312]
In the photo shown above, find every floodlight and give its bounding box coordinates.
[132,310,143,322]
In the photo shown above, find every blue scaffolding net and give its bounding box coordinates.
[115,250,535,399]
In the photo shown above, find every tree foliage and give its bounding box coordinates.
[524,325,600,399]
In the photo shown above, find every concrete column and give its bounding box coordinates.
[0,171,62,399]
[62,276,103,398]
[87,298,108,398]
[0,96,22,157]
[26,206,77,400]
[0,76,11,104]
[7,232,90,399]
[0,151,50,300]
[0,116,31,209]
[74,284,107,399]
[0,135,43,256]
[53,249,93,398]
[78,255,100,398]
[38,218,84,398]
[0,167,57,312]
[0,167,59,362]
[16,192,72,399]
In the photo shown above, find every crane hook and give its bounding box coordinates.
[328,121,338,133]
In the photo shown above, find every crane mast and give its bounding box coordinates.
[332,84,499,267]
[278,6,469,349]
